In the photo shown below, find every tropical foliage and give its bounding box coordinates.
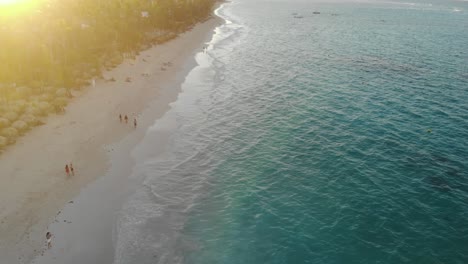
[0,0,216,152]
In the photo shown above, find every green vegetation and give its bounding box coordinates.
[0,0,216,152]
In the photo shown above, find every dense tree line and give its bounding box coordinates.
[0,0,216,150]
[1,0,215,87]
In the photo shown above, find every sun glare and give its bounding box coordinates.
[0,0,25,6]
[0,0,13,4]
[0,0,38,18]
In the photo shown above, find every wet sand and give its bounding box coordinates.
[0,16,222,264]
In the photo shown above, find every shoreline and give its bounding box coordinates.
[0,14,223,264]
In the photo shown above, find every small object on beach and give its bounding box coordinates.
[142,58,147,62]
[124,115,128,124]
[70,163,74,176]
[313,11,320,14]
[46,232,52,249]
[125,77,132,82]
[107,77,116,82]
[92,78,96,87]
[160,67,167,71]
[69,201,74,204]
[65,164,70,177]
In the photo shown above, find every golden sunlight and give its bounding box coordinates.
[0,0,25,6]
[0,0,14,4]
[0,0,38,17]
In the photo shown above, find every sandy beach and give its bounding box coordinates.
[0,15,222,264]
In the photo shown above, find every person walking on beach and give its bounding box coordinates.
[70,163,75,176]
[46,232,52,249]
[124,115,128,124]
[119,114,122,123]
[65,164,70,177]
[134,118,137,129]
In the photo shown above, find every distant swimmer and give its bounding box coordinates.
[46,232,52,249]
[134,118,137,128]
[65,164,70,177]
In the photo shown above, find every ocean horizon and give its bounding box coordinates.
[114,0,468,263]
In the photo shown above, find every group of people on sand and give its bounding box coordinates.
[49,163,74,249]
[49,116,138,250]
[119,114,137,128]
[65,163,74,177]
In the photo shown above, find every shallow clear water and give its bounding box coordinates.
[114,1,468,263]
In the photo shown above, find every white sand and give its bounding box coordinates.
[0,16,221,264]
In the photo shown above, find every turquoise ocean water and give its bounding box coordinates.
[114,1,468,263]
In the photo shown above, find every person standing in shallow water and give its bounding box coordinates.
[119,114,122,123]
[124,115,128,124]
[134,118,137,128]
[65,164,70,177]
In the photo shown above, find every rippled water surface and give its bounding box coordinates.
[115,1,468,263]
